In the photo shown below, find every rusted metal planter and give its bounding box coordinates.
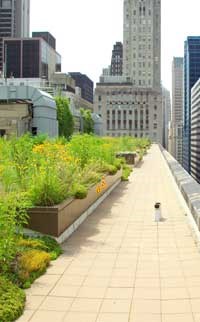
[27,169,122,238]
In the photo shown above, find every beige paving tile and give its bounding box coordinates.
[190,299,200,313]
[161,299,191,314]
[134,288,160,299]
[97,313,129,322]
[112,268,136,277]
[29,310,66,322]
[160,278,186,288]
[65,267,90,275]
[70,298,102,312]
[46,265,68,275]
[105,287,134,299]
[26,275,61,296]
[57,275,85,286]
[194,313,200,321]
[25,296,45,310]
[162,314,194,322]
[16,310,34,322]
[88,268,113,277]
[160,269,184,278]
[161,287,189,300]
[39,296,73,311]
[188,285,200,297]
[132,299,161,314]
[63,312,97,322]
[109,277,135,288]
[130,313,161,322]
[186,277,200,287]
[135,278,160,288]
[77,286,107,299]
[100,299,131,313]
[50,285,80,297]
[83,276,110,287]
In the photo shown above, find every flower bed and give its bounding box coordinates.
[28,169,122,238]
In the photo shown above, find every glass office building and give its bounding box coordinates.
[0,0,30,74]
[4,37,61,80]
[183,37,200,173]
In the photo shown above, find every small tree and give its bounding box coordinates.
[80,108,94,134]
[55,97,74,139]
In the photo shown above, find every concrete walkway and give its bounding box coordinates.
[17,145,200,322]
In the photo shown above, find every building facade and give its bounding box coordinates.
[123,0,161,89]
[162,87,171,150]
[94,0,163,142]
[69,73,94,104]
[0,0,30,74]
[3,37,61,80]
[183,37,200,173]
[95,83,162,141]
[32,32,56,50]
[110,42,123,76]
[191,78,200,183]
[171,57,183,163]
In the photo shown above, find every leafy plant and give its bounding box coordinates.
[73,183,88,199]
[56,96,74,139]
[18,236,62,260]
[0,192,32,273]
[122,165,133,181]
[0,276,25,322]
[80,108,94,134]
[17,249,51,287]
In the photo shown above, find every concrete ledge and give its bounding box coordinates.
[160,146,200,229]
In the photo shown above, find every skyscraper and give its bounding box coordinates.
[183,37,200,173]
[123,0,161,89]
[110,42,123,76]
[191,78,200,183]
[94,0,163,142]
[171,57,183,163]
[0,0,30,74]
[162,87,171,150]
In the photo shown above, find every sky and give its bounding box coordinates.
[30,0,200,93]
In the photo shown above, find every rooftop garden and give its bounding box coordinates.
[0,134,151,321]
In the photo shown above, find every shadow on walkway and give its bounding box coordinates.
[61,181,131,257]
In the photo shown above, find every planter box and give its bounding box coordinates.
[116,151,139,165]
[27,169,122,239]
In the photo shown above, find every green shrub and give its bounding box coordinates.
[29,236,62,260]
[17,249,50,288]
[73,184,88,199]
[0,276,25,322]
[113,158,122,170]
[121,165,132,181]
[0,192,32,273]
[106,164,118,175]
[17,238,47,250]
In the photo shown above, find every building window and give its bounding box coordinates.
[98,96,101,102]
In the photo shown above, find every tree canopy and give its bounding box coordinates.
[55,96,74,139]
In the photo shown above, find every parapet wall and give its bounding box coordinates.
[160,146,200,230]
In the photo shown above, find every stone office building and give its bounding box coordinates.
[94,0,163,143]
[95,82,162,140]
